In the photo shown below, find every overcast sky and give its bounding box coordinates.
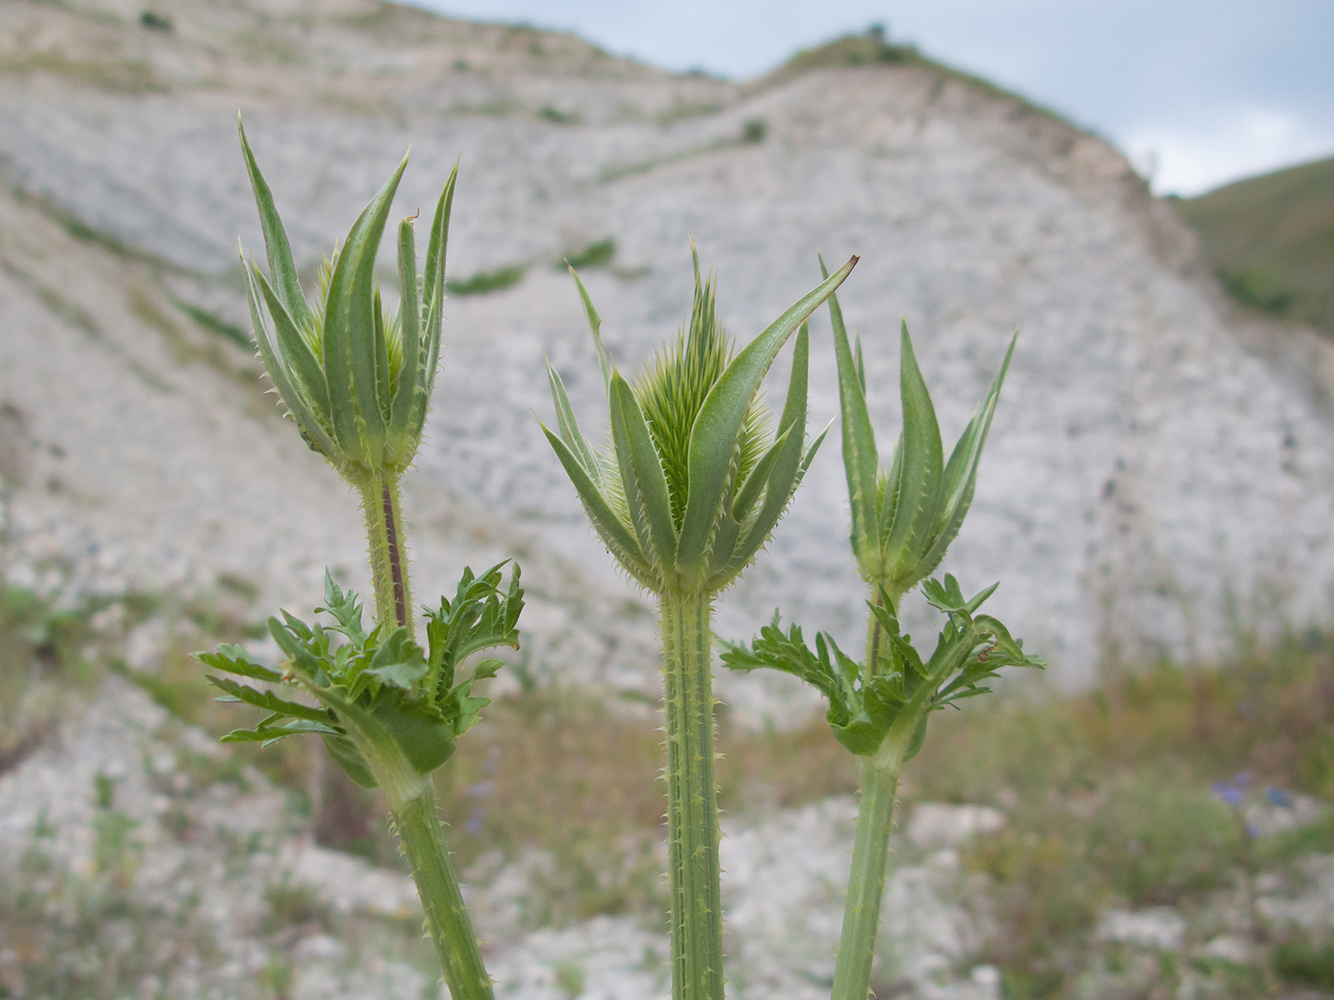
[411,0,1334,197]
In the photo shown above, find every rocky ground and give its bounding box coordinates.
[6,654,1334,1000]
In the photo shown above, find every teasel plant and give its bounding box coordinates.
[195,120,523,1000]
[722,263,1044,1000]
[542,249,857,1000]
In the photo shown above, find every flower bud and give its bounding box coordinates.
[238,117,456,481]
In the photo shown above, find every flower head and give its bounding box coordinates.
[543,249,857,595]
[237,117,456,481]
[823,257,1015,593]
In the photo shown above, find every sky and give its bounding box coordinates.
[410,0,1334,197]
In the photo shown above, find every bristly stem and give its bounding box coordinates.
[356,468,413,635]
[660,588,725,1000]
[373,745,494,1000]
[833,582,908,1000]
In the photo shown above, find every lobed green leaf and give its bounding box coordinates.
[206,674,331,723]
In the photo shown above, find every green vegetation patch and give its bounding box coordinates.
[562,238,615,270]
[766,27,1067,125]
[446,264,527,296]
[912,636,1334,996]
[1176,155,1334,336]
[171,298,251,350]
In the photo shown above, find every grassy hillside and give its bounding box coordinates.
[1176,156,1334,336]
[763,28,1065,122]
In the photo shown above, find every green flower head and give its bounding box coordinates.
[543,248,857,595]
[237,117,456,480]
[821,256,1015,593]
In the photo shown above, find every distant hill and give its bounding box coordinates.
[5,0,1334,685]
[1176,156,1334,336]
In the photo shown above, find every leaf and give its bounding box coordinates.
[266,616,323,678]
[364,627,429,690]
[321,732,378,788]
[882,323,943,574]
[901,712,931,764]
[471,658,504,681]
[972,615,1041,666]
[677,256,857,576]
[822,253,879,570]
[317,571,367,646]
[242,259,337,458]
[374,693,455,773]
[829,710,893,757]
[205,674,331,723]
[568,266,612,390]
[388,214,422,445]
[238,117,306,322]
[194,644,281,683]
[413,162,458,442]
[219,718,339,744]
[322,151,409,464]
[544,361,602,482]
[540,421,650,580]
[917,332,1017,579]
[727,324,812,574]
[609,373,678,570]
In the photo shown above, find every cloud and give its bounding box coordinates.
[1123,106,1334,196]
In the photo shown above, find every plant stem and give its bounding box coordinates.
[660,588,725,1000]
[831,751,902,1000]
[379,753,494,1000]
[356,468,413,635]
[832,581,909,1000]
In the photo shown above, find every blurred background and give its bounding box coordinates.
[2,1,1334,997]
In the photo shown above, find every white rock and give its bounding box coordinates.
[907,803,1007,848]
[1096,907,1187,951]
[1201,934,1252,965]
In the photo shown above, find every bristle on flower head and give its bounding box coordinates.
[633,254,769,530]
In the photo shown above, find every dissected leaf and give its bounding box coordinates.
[364,627,429,690]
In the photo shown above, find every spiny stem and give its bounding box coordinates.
[660,588,725,1000]
[392,784,494,1000]
[357,468,413,635]
[367,745,493,1000]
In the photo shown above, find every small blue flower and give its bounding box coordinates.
[1211,780,1244,807]
[1265,787,1292,808]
